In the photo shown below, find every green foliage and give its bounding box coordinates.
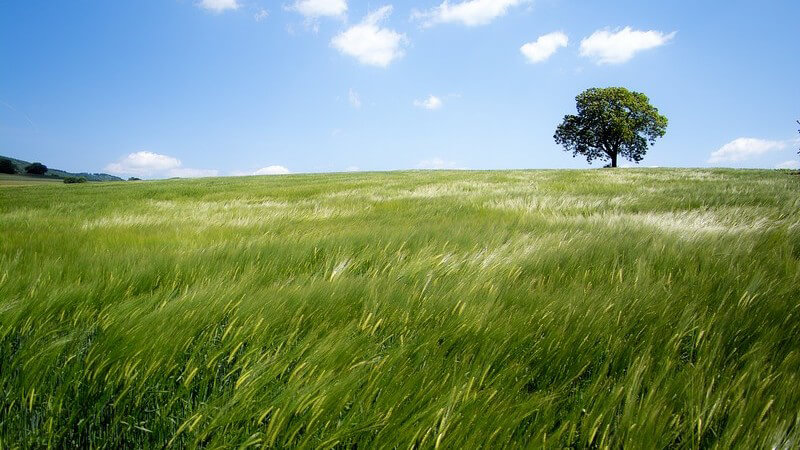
[0,158,16,174]
[63,176,87,184]
[0,169,798,447]
[128,177,142,181]
[555,87,668,167]
[24,162,48,175]
[0,154,123,181]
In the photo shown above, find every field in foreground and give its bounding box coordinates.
[1,169,798,448]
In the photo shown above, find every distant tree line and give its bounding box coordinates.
[1,157,148,181]
[0,158,15,174]
[25,162,48,175]
[0,159,49,175]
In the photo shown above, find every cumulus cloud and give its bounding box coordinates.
[520,31,568,63]
[105,151,217,178]
[414,95,443,110]
[348,88,362,108]
[105,151,180,175]
[708,138,787,164]
[579,27,676,64]
[254,165,291,175]
[417,157,463,169]
[291,0,347,18]
[775,160,799,169]
[197,0,239,13]
[412,0,527,27]
[331,6,407,67]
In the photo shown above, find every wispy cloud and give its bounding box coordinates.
[580,27,675,64]
[331,6,407,67]
[417,157,463,169]
[348,88,362,108]
[197,0,240,13]
[414,95,443,110]
[0,100,37,130]
[412,0,528,27]
[521,31,568,63]
[708,138,787,164]
[254,8,269,21]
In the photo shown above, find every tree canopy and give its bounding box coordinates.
[25,162,48,175]
[554,87,668,167]
[0,158,16,174]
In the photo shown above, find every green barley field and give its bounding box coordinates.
[1,169,798,448]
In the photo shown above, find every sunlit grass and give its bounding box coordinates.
[1,169,798,447]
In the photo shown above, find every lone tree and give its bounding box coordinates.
[554,87,668,168]
[25,162,48,175]
[0,158,16,174]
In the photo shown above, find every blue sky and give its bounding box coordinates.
[1,0,798,177]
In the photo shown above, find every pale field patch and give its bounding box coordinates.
[486,194,633,213]
[462,234,546,269]
[608,169,721,180]
[82,199,367,229]
[570,210,771,236]
[326,181,537,202]
[0,208,46,224]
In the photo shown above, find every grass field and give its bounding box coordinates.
[1,169,798,448]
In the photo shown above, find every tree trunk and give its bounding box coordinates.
[610,152,617,168]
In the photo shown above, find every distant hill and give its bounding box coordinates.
[0,155,123,181]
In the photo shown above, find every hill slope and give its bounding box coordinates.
[0,154,123,181]
[0,169,798,447]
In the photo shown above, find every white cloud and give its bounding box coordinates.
[254,8,269,21]
[331,6,407,67]
[775,160,799,169]
[345,166,361,172]
[520,31,568,63]
[105,151,217,178]
[412,0,527,27]
[414,95,443,110]
[198,0,240,13]
[348,88,362,108]
[254,165,291,175]
[579,27,676,64]
[105,151,180,175]
[708,138,787,164]
[291,0,347,18]
[417,157,463,169]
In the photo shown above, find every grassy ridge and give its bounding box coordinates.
[0,154,123,182]
[0,169,798,448]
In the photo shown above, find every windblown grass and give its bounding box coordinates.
[1,169,798,448]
